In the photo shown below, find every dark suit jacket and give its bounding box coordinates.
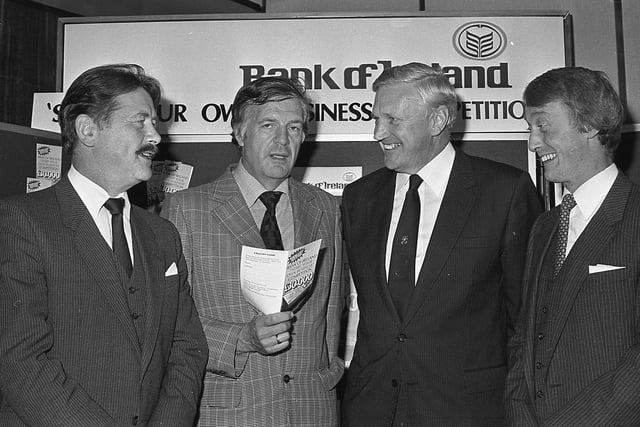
[161,167,345,427]
[341,150,541,426]
[505,172,640,426]
[0,177,208,426]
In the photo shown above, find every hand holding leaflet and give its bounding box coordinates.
[240,239,322,314]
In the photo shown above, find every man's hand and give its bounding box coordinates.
[238,311,294,355]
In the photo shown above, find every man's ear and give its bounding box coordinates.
[234,126,245,147]
[75,114,97,147]
[584,126,600,140]
[430,105,449,136]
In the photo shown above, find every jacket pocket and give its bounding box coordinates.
[318,358,345,391]
[464,364,507,394]
[200,375,242,408]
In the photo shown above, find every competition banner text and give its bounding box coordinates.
[42,15,566,141]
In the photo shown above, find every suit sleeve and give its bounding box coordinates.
[324,198,346,386]
[542,305,640,426]
[161,194,250,379]
[0,201,116,426]
[149,224,208,426]
[501,171,543,339]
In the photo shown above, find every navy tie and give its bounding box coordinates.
[553,193,576,278]
[259,191,284,250]
[103,197,133,277]
[388,174,423,319]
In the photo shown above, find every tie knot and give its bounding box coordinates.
[259,191,282,210]
[104,197,125,215]
[561,193,576,211]
[409,174,423,192]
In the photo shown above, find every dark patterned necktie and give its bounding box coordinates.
[259,191,284,250]
[103,197,133,277]
[553,193,577,278]
[388,174,423,319]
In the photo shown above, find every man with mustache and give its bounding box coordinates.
[0,64,208,426]
[340,62,541,426]
[162,76,345,426]
[505,67,640,425]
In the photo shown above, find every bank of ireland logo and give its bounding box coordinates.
[342,171,357,182]
[453,21,507,60]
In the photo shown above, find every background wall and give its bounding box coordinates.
[1,0,638,191]
[34,0,260,15]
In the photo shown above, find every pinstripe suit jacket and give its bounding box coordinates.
[161,166,345,427]
[0,177,208,427]
[505,172,640,426]
[341,151,541,426]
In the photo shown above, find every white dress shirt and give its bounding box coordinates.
[564,163,618,256]
[67,165,134,263]
[385,143,455,284]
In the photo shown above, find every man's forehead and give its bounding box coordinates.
[524,100,563,118]
[374,91,423,114]
[248,99,305,119]
[114,89,154,111]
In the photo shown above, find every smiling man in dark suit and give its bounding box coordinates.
[340,62,541,426]
[0,64,208,426]
[505,67,640,425]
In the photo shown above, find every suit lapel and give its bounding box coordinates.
[210,170,264,249]
[55,178,139,348]
[289,180,321,247]
[403,151,476,323]
[546,174,630,356]
[365,170,399,319]
[133,210,166,372]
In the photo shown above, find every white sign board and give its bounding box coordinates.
[57,14,567,141]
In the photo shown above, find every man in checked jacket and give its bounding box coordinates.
[162,76,345,426]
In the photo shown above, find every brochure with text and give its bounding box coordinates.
[240,239,322,314]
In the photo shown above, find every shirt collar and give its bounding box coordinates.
[67,165,130,218]
[567,163,618,220]
[232,160,290,208]
[396,142,455,197]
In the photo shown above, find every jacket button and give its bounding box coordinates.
[536,361,544,369]
[132,415,138,425]
[536,390,544,399]
[537,332,544,340]
[129,286,137,294]
[398,334,407,342]
[132,313,142,320]
[391,379,398,387]
[283,374,291,383]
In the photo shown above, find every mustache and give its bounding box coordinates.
[136,144,159,157]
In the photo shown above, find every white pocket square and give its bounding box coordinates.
[588,264,625,274]
[165,262,178,277]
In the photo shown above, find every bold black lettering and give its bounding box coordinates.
[487,63,512,88]
[464,66,485,88]
[348,103,362,121]
[508,100,524,119]
[239,65,265,85]
[157,104,173,122]
[442,66,463,88]
[174,104,187,122]
[360,102,373,121]
[314,64,338,89]
[291,68,312,89]
[201,104,221,122]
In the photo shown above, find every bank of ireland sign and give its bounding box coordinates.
[54,16,566,140]
[453,21,507,61]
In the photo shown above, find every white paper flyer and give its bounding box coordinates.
[240,239,322,314]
